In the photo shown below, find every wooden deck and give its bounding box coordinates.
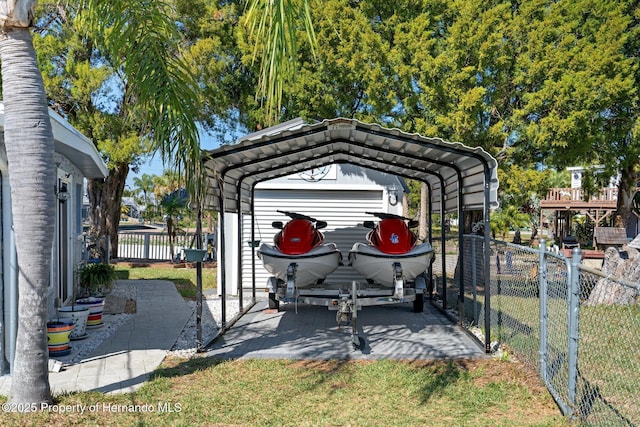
[540,187,620,242]
[562,248,605,259]
[540,187,617,210]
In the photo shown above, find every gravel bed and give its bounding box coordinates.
[52,283,137,366]
[168,295,253,359]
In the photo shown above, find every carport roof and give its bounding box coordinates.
[203,118,499,214]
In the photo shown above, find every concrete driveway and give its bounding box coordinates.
[204,300,486,360]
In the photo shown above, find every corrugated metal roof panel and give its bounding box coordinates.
[204,118,499,215]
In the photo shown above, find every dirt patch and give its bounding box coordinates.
[103,294,137,314]
[124,299,137,314]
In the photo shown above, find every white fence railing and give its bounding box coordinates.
[117,232,215,261]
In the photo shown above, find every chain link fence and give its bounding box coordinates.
[573,263,640,425]
[430,234,640,426]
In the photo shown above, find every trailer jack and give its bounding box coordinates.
[335,281,361,350]
[285,263,297,300]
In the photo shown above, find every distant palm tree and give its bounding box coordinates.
[160,191,187,262]
[490,206,531,240]
[132,173,156,218]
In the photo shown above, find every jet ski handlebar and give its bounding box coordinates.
[364,212,419,228]
[275,210,327,230]
[365,211,411,221]
[277,210,318,223]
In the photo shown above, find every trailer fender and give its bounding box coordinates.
[414,275,427,293]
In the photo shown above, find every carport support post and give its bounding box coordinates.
[427,183,433,299]
[439,178,447,310]
[236,204,243,312]
[250,190,257,300]
[196,206,203,350]
[483,174,492,354]
[471,238,478,324]
[219,207,227,327]
[457,170,465,326]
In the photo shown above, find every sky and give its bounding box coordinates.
[125,125,243,189]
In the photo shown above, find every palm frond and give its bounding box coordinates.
[78,0,205,204]
[243,0,316,126]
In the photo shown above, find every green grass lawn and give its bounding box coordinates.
[0,265,569,426]
[480,289,640,425]
[113,263,217,300]
[1,358,565,426]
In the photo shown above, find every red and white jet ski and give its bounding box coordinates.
[349,212,434,309]
[258,210,342,307]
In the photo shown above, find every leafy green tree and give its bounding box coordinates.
[499,165,548,211]
[281,0,395,123]
[33,0,202,258]
[300,2,640,233]
[512,0,639,227]
[175,0,260,134]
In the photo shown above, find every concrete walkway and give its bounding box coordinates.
[0,280,192,396]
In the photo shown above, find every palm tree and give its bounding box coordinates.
[490,206,531,241]
[160,190,187,262]
[132,173,156,220]
[0,0,313,409]
[0,0,201,407]
[77,0,202,258]
[0,2,55,406]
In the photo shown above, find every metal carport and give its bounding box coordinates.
[202,117,499,353]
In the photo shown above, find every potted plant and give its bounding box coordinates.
[76,262,117,328]
[57,305,90,340]
[78,262,117,297]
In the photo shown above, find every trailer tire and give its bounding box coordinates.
[268,292,280,311]
[413,293,424,313]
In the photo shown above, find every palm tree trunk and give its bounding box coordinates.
[0,27,54,406]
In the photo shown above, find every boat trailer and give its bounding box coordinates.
[266,276,426,350]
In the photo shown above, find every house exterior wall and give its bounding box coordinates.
[50,152,87,315]
[0,106,106,373]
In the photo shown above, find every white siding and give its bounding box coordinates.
[241,189,388,289]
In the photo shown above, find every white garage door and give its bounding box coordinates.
[242,189,387,289]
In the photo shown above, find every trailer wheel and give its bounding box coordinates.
[268,292,280,310]
[413,293,424,313]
